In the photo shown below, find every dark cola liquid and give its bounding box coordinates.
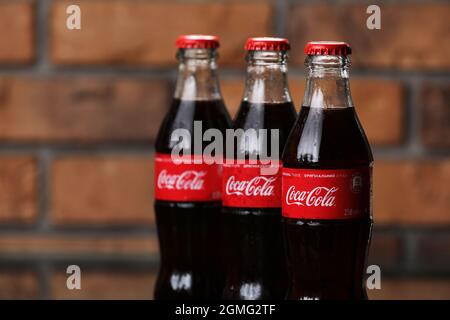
[222,101,297,300]
[282,106,373,300]
[154,98,231,300]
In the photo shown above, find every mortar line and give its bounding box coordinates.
[0,144,155,154]
[402,229,419,274]
[0,225,157,235]
[1,256,159,267]
[0,142,449,159]
[35,0,51,72]
[0,66,448,81]
[0,149,449,160]
[406,77,424,156]
[36,149,52,232]
[273,0,289,36]
[37,261,51,300]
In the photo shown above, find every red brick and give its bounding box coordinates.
[221,78,404,145]
[287,4,450,69]
[374,160,450,225]
[51,271,156,299]
[350,80,404,145]
[0,271,39,299]
[50,1,272,66]
[0,77,169,142]
[421,84,450,149]
[369,278,450,300]
[0,234,158,256]
[50,156,155,225]
[0,156,37,223]
[0,2,34,63]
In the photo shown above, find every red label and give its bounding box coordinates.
[222,160,281,208]
[154,153,222,202]
[282,167,371,219]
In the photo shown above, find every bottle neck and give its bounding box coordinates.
[174,48,222,101]
[243,51,292,104]
[303,55,353,109]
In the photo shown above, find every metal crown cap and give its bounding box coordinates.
[304,41,352,56]
[245,37,290,51]
[176,35,220,49]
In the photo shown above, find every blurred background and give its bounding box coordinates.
[0,0,448,299]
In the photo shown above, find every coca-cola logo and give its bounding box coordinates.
[285,186,338,207]
[157,169,206,191]
[225,176,276,197]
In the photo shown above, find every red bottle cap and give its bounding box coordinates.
[304,41,352,56]
[175,35,220,49]
[244,37,290,51]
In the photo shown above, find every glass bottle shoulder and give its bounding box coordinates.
[155,98,232,154]
[282,106,373,169]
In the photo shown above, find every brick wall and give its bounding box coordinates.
[0,0,448,299]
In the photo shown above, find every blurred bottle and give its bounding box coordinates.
[221,37,296,300]
[154,35,231,299]
[282,41,373,300]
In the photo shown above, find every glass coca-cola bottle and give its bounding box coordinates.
[282,41,373,300]
[154,35,231,299]
[222,37,297,300]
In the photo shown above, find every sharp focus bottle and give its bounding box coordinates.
[282,41,373,300]
[154,35,232,300]
[221,37,297,300]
